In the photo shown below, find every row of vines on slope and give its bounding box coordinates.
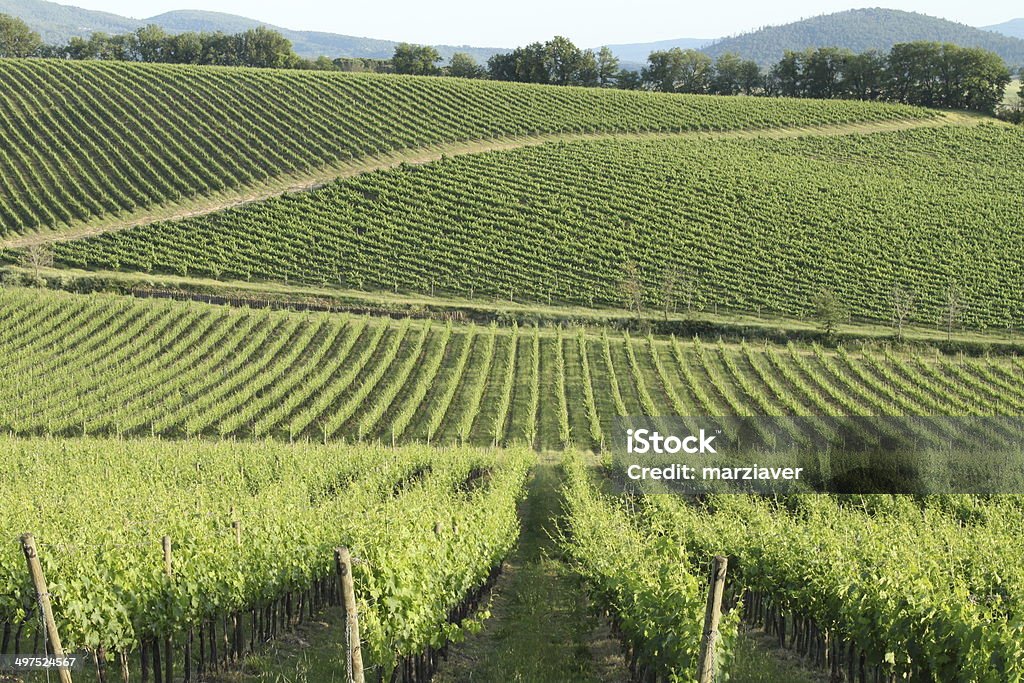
[0,59,934,237]
[2,290,1024,448]
[51,125,1024,328]
[0,437,531,681]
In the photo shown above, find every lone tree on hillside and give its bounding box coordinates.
[890,286,915,342]
[942,283,963,343]
[620,260,644,323]
[0,14,42,58]
[660,264,681,321]
[20,243,53,284]
[812,288,847,337]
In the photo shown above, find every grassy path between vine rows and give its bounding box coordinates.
[432,456,627,682]
[205,456,828,682]
[2,110,986,250]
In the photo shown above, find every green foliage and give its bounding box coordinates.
[702,8,1024,67]
[487,36,600,86]
[447,52,484,79]
[392,42,442,76]
[812,289,847,336]
[641,492,1024,681]
[0,59,932,238]
[0,436,530,677]
[0,13,41,57]
[642,48,715,93]
[560,455,740,679]
[56,24,299,68]
[4,289,1024,450]
[56,124,1024,330]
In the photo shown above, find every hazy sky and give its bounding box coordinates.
[63,0,1021,47]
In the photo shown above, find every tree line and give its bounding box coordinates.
[399,39,1013,116]
[0,14,361,71]
[1,12,1018,116]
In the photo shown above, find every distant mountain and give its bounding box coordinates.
[0,0,507,61]
[0,0,137,43]
[701,8,1024,67]
[984,19,1024,40]
[600,38,711,65]
[142,10,505,62]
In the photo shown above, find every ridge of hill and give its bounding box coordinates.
[984,19,1024,40]
[0,58,936,241]
[0,0,506,60]
[701,8,1024,66]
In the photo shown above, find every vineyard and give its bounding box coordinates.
[3,289,1024,451]
[49,124,1024,328]
[0,59,936,239]
[562,456,1024,682]
[0,49,1021,682]
[0,437,530,681]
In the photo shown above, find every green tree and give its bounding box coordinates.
[616,68,643,90]
[643,48,713,93]
[620,260,645,322]
[841,50,886,99]
[239,27,297,69]
[545,36,586,85]
[0,14,41,58]
[768,51,806,97]
[393,43,442,76]
[131,24,169,62]
[596,46,619,87]
[712,53,758,95]
[812,289,847,336]
[804,47,852,99]
[448,52,484,79]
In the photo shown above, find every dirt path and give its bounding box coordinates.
[432,456,628,683]
[1,111,983,250]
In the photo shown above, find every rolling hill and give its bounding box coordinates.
[0,0,506,60]
[600,37,711,65]
[0,58,934,241]
[4,287,1024,445]
[701,8,1024,66]
[985,19,1024,40]
[50,121,1024,330]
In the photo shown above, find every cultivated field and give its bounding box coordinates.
[0,56,1021,683]
[3,289,1024,449]
[49,123,1024,328]
[0,60,937,240]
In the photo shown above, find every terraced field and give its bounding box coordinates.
[3,289,1023,450]
[52,124,1024,328]
[0,59,939,240]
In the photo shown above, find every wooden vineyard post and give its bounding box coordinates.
[696,555,728,683]
[334,548,365,683]
[231,521,242,661]
[162,536,173,683]
[20,533,73,683]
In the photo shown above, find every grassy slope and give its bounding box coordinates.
[19,264,1024,349]
[50,119,1024,329]
[0,59,934,240]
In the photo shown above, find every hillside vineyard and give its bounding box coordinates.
[3,290,1024,449]
[56,125,1024,328]
[0,439,530,680]
[0,59,937,238]
[1,49,1023,682]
